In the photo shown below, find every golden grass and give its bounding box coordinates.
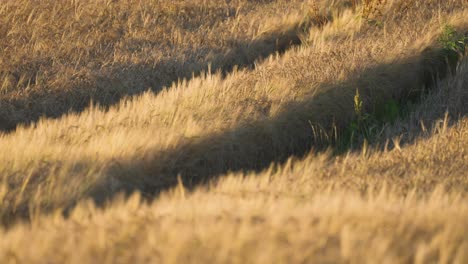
[0,0,312,130]
[0,0,467,262]
[1,112,467,262]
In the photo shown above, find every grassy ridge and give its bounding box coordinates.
[0,0,467,262]
[1,82,467,261]
[0,0,309,130]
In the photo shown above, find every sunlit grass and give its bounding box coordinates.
[0,0,467,262]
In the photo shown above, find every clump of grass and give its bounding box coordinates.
[437,24,467,75]
[416,24,467,98]
[438,24,468,54]
[334,23,467,152]
[362,0,384,18]
[304,1,330,28]
[337,89,385,151]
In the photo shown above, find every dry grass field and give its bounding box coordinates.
[0,0,467,263]
[0,0,311,130]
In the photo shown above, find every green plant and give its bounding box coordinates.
[375,99,400,124]
[337,25,468,153]
[338,89,376,150]
[417,25,467,91]
[438,24,467,54]
[338,90,402,152]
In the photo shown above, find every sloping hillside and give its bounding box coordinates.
[0,0,467,263]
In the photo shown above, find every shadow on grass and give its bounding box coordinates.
[2,32,465,228]
[0,21,307,132]
[88,47,466,204]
